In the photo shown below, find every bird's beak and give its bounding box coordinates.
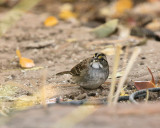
[93,59,98,62]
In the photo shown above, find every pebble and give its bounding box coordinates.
[102,90,109,96]
[77,93,87,100]
[88,92,96,96]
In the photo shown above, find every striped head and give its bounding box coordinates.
[91,53,108,69]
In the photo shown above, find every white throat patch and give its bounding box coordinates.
[91,62,103,69]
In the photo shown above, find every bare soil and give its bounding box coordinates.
[1,10,160,101]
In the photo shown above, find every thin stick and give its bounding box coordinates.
[108,44,121,105]
[113,47,141,105]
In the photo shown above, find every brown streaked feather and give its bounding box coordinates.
[56,71,71,75]
[70,58,92,76]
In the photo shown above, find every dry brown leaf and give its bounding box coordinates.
[134,67,156,90]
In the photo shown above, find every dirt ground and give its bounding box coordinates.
[0,0,160,127]
[0,6,160,100]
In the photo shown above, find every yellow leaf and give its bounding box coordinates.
[44,16,58,27]
[116,0,133,15]
[59,10,77,20]
[19,57,35,68]
[16,49,22,58]
[16,49,35,68]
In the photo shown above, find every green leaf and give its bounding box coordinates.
[92,19,118,38]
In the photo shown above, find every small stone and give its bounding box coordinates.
[140,62,144,65]
[97,89,101,93]
[88,92,96,96]
[76,93,87,100]
[102,90,109,96]
[141,57,146,59]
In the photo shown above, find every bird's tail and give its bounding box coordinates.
[56,71,71,75]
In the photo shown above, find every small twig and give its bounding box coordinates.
[113,47,141,105]
[108,44,121,105]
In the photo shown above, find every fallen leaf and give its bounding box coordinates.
[92,19,118,38]
[101,45,123,56]
[134,81,155,90]
[44,16,58,27]
[99,6,110,17]
[115,0,133,15]
[66,38,77,43]
[134,67,156,90]
[60,3,73,12]
[59,10,77,20]
[16,49,35,68]
[108,71,124,79]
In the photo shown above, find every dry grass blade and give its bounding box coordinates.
[40,70,47,109]
[145,89,149,103]
[108,44,121,105]
[113,47,141,105]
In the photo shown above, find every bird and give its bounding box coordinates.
[56,53,109,89]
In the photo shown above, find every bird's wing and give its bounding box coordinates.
[70,58,91,76]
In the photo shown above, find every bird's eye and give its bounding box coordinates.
[98,56,102,59]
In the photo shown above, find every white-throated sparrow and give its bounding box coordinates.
[56,53,109,89]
